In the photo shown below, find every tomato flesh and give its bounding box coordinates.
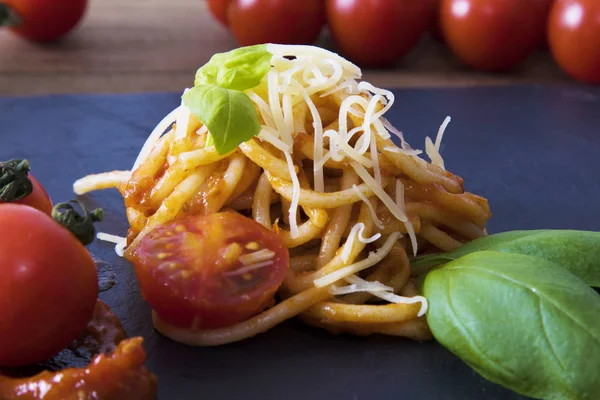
[0,204,98,366]
[131,212,289,329]
[548,0,600,84]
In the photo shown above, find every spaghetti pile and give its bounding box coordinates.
[75,44,491,346]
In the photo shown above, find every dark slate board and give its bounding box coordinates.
[1,84,599,400]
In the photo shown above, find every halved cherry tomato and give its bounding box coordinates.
[548,0,600,84]
[228,0,325,46]
[207,0,230,26]
[131,212,289,329]
[440,0,548,72]
[0,204,98,366]
[0,0,87,43]
[326,0,433,68]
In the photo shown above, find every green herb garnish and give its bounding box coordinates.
[183,44,272,155]
[423,251,600,400]
[413,230,600,287]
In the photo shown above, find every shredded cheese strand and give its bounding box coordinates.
[341,222,382,263]
[314,232,401,288]
[351,184,384,229]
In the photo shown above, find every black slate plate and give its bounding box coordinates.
[1,84,599,400]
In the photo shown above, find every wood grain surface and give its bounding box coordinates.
[0,0,571,96]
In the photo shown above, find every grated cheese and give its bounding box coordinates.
[425,116,451,170]
[239,249,275,265]
[352,162,418,254]
[97,232,127,257]
[267,44,362,78]
[314,232,401,288]
[351,184,384,229]
[258,127,292,153]
[174,92,191,140]
[330,273,428,316]
[330,279,393,296]
[299,86,324,193]
[224,261,274,277]
[341,222,382,263]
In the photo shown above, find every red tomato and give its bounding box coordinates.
[11,175,53,215]
[440,0,548,72]
[131,212,289,329]
[429,0,444,40]
[1,0,87,42]
[548,0,600,84]
[0,159,53,215]
[536,0,557,47]
[228,0,325,46]
[0,204,98,366]
[207,0,230,26]
[326,0,433,68]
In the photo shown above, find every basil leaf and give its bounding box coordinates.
[424,251,600,400]
[413,230,600,287]
[183,84,261,155]
[194,44,272,91]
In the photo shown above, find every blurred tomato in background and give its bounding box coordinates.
[200,0,600,85]
[207,0,230,26]
[548,0,600,84]
[440,0,548,72]
[0,0,87,42]
[326,0,433,68]
[227,0,325,46]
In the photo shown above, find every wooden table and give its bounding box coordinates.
[0,0,571,96]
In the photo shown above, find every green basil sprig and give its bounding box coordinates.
[194,44,272,90]
[183,44,272,155]
[424,251,600,400]
[413,230,600,287]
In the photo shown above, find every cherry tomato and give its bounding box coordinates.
[228,0,325,46]
[440,0,548,72]
[1,0,87,42]
[207,0,230,26]
[0,159,53,214]
[326,0,433,68]
[0,204,98,366]
[429,0,444,40]
[12,175,53,215]
[548,0,600,84]
[131,212,289,329]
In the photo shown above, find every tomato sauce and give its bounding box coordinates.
[0,301,157,400]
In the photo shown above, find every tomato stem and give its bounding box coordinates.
[0,3,21,27]
[52,200,104,246]
[0,159,33,202]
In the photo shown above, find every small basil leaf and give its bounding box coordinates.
[183,84,261,155]
[195,44,272,91]
[413,230,600,287]
[424,251,600,400]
